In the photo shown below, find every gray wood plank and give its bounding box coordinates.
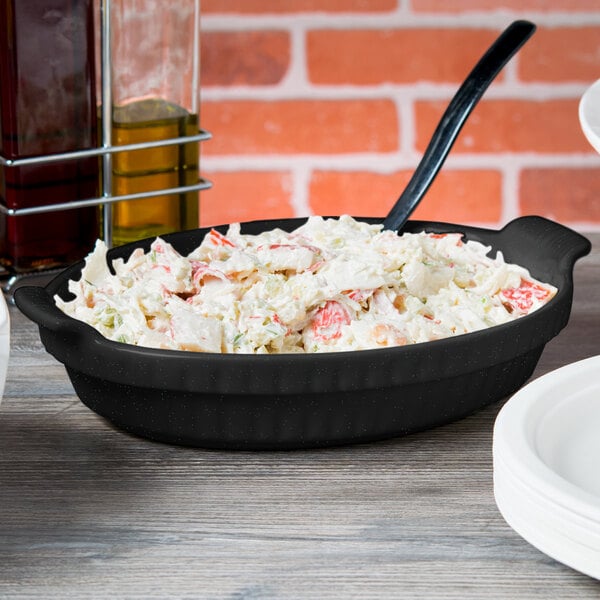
[0,234,598,599]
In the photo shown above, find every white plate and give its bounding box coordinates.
[0,292,9,405]
[493,356,600,580]
[579,79,600,154]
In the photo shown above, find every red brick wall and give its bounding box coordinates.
[199,0,600,231]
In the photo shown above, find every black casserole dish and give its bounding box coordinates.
[15,216,591,449]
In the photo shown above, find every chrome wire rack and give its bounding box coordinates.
[0,0,211,297]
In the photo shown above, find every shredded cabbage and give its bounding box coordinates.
[55,216,557,354]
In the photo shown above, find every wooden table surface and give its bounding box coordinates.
[1,234,599,599]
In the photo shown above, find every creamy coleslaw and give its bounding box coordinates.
[55,216,557,354]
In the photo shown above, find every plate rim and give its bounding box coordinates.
[579,78,600,154]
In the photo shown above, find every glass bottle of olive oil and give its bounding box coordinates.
[111,99,199,245]
[109,0,200,246]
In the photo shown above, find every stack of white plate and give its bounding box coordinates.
[493,355,600,580]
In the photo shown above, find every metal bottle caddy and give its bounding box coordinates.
[0,0,211,295]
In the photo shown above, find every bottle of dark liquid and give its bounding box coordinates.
[0,0,99,275]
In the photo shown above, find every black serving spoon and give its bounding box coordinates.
[382,20,536,232]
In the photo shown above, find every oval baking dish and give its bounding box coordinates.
[14,216,591,450]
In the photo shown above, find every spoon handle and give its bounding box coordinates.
[382,20,536,232]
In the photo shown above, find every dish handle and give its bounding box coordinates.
[13,285,85,340]
[500,216,591,270]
